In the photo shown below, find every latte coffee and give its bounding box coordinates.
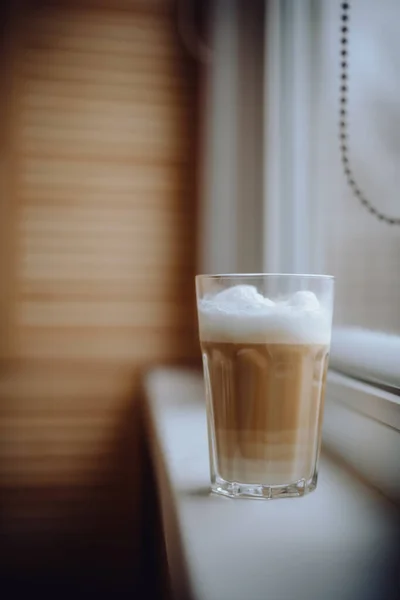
[197,283,333,497]
[201,341,329,485]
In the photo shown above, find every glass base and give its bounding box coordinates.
[211,475,317,500]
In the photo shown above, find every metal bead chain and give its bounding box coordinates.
[339,2,400,225]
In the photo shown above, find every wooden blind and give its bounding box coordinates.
[0,0,198,573]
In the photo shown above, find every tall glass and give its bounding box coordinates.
[196,274,334,499]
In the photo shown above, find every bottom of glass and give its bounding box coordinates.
[211,474,317,500]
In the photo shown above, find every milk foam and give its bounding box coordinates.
[198,285,331,345]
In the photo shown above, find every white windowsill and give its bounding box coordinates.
[325,370,400,502]
[144,368,399,600]
[330,327,400,390]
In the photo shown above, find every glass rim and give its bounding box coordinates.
[196,273,334,280]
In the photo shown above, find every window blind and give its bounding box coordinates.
[0,0,198,570]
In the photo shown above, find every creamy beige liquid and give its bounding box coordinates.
[201,341,329,485]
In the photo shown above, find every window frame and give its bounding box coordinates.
[263,0,318,275]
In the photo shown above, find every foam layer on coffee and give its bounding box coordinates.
[198,285,331,345]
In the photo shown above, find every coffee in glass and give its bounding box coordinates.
[196,274,334,499]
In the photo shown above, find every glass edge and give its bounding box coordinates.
[195,273,335,280]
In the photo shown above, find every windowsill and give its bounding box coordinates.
[144,368,399,600]
[330,327,400,390]
[325,370,400,501]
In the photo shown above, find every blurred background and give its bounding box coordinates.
[0,0,399,595]
[0,0,201,593]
